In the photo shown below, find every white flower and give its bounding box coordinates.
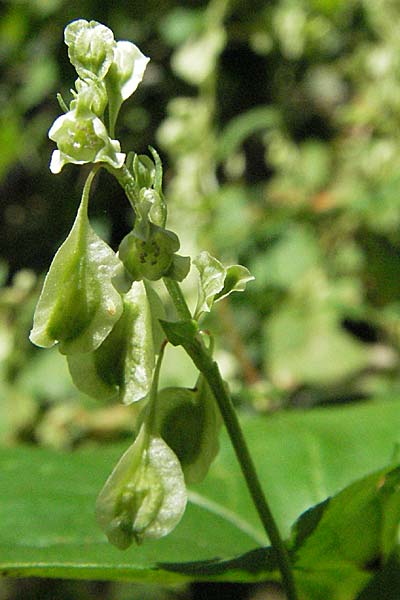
[48,108,125,173]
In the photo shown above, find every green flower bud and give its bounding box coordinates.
[72,78,108,117]
[119,225,180,281]
[64,19,115,81]
[131,154,155,190]
[48,107,125,173]
[140,188,167,228]
[96,424,187,548]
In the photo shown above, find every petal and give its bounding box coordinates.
[113,41,150,100]
[113,152,126,168]
[49,150,64,174]
[92,114,111,140]
[48,113,69,141]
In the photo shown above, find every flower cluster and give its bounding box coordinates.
[49,19,149,173]
[32,19,254,552]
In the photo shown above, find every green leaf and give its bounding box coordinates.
[291,466,400,600]
[29,186,123,355]
[249,224,321,290]
[171,28,226,86]
[2,398,400,586]
[67,281,155,404]
[265,283,369,388]
[96,424,186,549]
[193,251,226,316]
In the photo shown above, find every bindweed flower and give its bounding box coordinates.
[155,375,222,484]
[96,424,187,549]
[49,107,125,174]
[49,19,150,172]
[67,281,157,405]
[119,223,190,282]
[64,19,115,81]
[30,170,124,354]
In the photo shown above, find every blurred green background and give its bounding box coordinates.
[2,0,400,597]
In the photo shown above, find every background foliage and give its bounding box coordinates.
[2,0,400,598]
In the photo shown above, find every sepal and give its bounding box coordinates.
[159,319,198,347]
[105,40,149,134]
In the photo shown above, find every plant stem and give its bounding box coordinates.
[163,278,298,600]
[104,164,140,212]
[163,277,192,321]
[112,164,297,597]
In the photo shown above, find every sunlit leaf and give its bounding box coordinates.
[2,398,400,588]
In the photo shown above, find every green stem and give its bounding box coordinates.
[146,341,167,435]
[80,166,100,215]
[163,277,192,321]
[163,278,298,600]
[104,164,140,212]
[111,162,297,598]
[76,166,100,244]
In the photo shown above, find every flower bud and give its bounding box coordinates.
[73,78,108,117]
[64,19,115,81]
[119,225,180,281]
